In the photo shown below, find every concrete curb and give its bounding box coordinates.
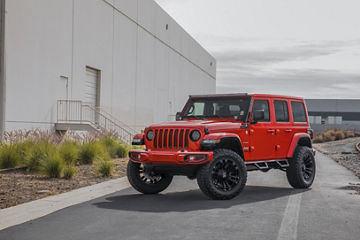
[0,177,130,231]
[0,166,27,173]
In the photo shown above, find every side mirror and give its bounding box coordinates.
[252,110,265,123]
[176,112,182,121]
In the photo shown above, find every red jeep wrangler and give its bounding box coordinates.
[128,93,316,200]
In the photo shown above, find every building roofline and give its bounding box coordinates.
[306,98,360,101]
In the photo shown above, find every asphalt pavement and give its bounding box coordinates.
[1,152,359,240]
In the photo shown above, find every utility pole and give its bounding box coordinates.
[0,0,5,140]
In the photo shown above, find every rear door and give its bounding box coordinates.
[272,98,293,158]
[249,98,276,161]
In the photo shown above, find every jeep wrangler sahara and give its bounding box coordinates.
[128,93,316,200]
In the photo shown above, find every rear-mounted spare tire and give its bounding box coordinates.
[127,161,173,194]
[197,149,247,200]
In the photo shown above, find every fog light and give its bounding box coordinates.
[185,154,208,162]
[137,153,141,160]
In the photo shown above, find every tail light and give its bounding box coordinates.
[307,129,314,139]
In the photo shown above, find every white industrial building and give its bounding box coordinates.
[0,0,216,142]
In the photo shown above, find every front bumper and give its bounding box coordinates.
[129,149,213,165]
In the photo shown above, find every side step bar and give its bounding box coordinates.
[246,159,289,172]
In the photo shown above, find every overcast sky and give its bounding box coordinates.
[155,0,360,99]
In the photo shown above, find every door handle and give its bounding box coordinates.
[267,129,275,134]
[285,129,292,133]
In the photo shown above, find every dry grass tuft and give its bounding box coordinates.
[313,129,359,143]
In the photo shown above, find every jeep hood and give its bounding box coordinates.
[149,120,243,132]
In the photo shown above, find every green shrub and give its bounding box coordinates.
[14,140,33,165]
[116,144,130,158]
[39,152,64,178]
[25,141,57,172]
[0,144,21,169]
[79,141,109,164]
[100,136,118,158]
[59,141,79,165]
[63,165,76,179]
[96,160,113,177]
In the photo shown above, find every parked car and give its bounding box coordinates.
[128,93,316,200]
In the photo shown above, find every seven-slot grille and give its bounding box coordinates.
[153,128,191,149]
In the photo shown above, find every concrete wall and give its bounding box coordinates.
[3,0,216,132]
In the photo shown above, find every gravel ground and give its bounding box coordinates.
[314,137,360,194]
[0,158,128,209]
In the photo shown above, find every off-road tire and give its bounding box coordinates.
[286,146,316,189]
[197,149,247,200]
[127,161,173,194]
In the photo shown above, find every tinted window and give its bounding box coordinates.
[274,100,289,122]
[183,97,251,121]
[291,101,307,122]
[252,100,270,122]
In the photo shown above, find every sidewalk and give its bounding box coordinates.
[0,177,130,230]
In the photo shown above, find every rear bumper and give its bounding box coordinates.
[129,149,213,165]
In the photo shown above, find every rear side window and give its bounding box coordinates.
[252,99,270,122]
[274,100,289,122]
[291,101,307,122]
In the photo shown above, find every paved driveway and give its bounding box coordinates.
[1,152,359,240]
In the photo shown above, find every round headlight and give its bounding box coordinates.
[146,130,154,141]
[190,130,201,142]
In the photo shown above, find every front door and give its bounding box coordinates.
[249,98,276,161]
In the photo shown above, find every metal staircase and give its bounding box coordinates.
[56,100,137,144]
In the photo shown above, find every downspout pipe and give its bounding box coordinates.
[0,0,5,140]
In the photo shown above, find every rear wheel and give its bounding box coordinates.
[127,161,173,194]
[197,149,247,200]
[286,146,316,188]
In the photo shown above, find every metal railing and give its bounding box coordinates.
[57,100,137,144]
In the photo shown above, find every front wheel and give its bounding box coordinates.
[127,161,173,194]
[286,146,316,188]
[197,149,247,200]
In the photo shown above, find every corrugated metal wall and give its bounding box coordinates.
[3,0,216,132]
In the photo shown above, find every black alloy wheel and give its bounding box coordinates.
[211,159,241,192]
[286,146,316,189]
[197,149,247,200]
[127,161,173,194]
[301,154,315,184]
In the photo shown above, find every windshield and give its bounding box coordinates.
[182,97,251,121]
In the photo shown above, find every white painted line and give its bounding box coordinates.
[0,177,130,231]
[277,191,303,240]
